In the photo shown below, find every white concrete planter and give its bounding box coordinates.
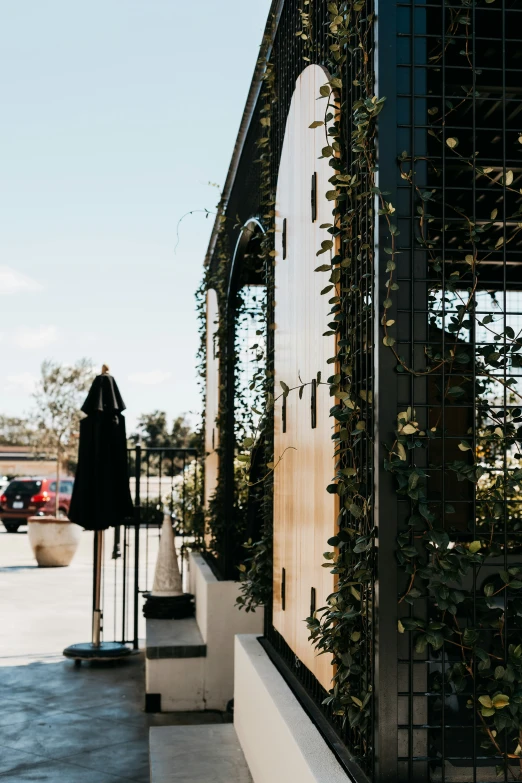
[145,552,264,712]
[234,635,349,783]
[27,516,81,567]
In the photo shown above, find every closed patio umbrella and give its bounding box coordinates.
[64,365,134,662]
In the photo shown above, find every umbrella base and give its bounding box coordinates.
[63,642,133,662]
[142,592,195,620]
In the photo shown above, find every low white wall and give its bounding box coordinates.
[189,552,264,710]
[234,634,351,783]
[146,656,206,712]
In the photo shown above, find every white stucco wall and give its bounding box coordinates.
[234,634,352,783]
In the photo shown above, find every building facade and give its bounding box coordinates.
[202,2,522,780]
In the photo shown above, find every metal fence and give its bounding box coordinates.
[99,446,201,650]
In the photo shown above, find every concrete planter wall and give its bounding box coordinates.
[189,552,265,710]
[27,516,81,567]
[234,635,349,783]
[145,551,264,711]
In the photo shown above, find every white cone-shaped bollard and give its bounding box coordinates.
[143,513,195,619]
[151,513,183,597]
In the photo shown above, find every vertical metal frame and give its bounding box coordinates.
[373,3,400,780]
[221,219,267,580]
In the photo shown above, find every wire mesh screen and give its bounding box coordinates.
[393,1,522,780]
[263,1,376,778]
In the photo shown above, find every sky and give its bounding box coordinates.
[0,0,271,433]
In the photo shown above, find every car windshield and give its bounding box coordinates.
[6,481,42,495]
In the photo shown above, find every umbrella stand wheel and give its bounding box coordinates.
[63,642,134,662]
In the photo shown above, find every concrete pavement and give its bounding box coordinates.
[0,526,229,782]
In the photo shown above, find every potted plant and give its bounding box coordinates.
[27,359,94,567]
[27,513,82,567]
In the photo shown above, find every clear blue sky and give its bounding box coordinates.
[0,0,271,432]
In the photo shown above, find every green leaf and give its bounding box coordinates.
[415,634,427,654]
[469,541,482,553]
[492,694,509,709]
[309,120,324,128]
[458,441,472,451]
[479,695,493,709]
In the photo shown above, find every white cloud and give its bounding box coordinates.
[14,325,58,350]
[0,266,42,295]
[128,370,172,386]
[5,372,38,395]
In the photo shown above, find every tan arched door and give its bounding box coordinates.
[273,64,337,690]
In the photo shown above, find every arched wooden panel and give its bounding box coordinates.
[272,65,337,691]
[204,288,220,509]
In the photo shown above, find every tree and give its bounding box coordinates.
[129,411,198,477]
[32,359,94,516]
[0,416,35,447]
[130,411,196,450]
[130,410,170,449]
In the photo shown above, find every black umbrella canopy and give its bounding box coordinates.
[69,369,133,531]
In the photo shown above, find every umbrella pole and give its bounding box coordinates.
[92,530,104,647]
[63,526,132,662]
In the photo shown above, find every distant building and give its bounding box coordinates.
[0,446,57,479]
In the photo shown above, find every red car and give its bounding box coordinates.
[0,477,74,533]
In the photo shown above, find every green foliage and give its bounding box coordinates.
[203,0,522,772]
[0,416,35,447]
[31,358,95,514]
[382,2,522,769]
[130,411,197,451]
[303,2,377,760]
[31,358,94,468]
[197,22,276,589]
[236,28,276,608]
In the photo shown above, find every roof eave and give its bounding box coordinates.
[203,0,285,268]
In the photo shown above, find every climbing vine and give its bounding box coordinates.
[237,28,277,611]
[304,1,378,757]
[305,0,522,776]
[202,0,522,775]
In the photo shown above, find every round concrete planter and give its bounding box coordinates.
[27,517,81,567]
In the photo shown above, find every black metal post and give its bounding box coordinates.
[223,298,237,580]
[374,3,399,780]
[133,444,141,650]
[121,521,127,644]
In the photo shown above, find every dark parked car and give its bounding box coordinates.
[0,477,74,533]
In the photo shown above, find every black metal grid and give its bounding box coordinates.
[207,0,522,780]
[392,2,522,781]
[265,0,377,777]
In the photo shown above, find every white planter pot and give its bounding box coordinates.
[27,517,81,567]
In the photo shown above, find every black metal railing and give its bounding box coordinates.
[98,446,202,650]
